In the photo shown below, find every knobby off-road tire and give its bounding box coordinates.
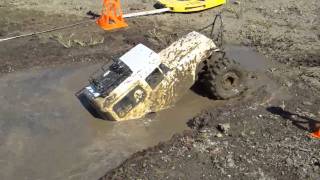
[196,54,247,100]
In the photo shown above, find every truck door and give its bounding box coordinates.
[113,86,146,118]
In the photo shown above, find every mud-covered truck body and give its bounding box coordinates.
[78,31,245,121]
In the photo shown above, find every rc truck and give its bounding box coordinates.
[77,31,246,121]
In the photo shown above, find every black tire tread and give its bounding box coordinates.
[197,55,246,100]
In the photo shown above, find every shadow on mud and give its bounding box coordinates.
[267,106,319,132]
[191,81,215,100]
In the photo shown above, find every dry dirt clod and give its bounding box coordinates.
[215,133,224,138]
[217,123,231,134]
[232,1,240,5]
[302,101,312,106]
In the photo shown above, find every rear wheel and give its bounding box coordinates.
[196,54,247,99]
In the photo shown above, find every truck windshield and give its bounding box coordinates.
[89,60,132,97]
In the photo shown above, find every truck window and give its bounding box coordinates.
[159,63,170,74]
[113,86,146,118]
[146,68,164,89]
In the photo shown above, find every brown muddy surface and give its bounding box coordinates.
[0,0,319,180]
[0,63,223,180]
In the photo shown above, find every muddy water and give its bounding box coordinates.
[225,45,270,71]
[0,63,220,180]
[225,45,290,102]
[0,45,271,180]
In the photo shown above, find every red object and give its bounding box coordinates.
[310,129,320,139]
[97,0,128,30]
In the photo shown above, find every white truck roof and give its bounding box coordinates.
[120,44,160,77]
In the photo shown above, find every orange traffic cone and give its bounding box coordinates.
[97,0,128,30]
[310,129,320,139]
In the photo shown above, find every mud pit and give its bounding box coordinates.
[0,0,319,179]
[0,64,221,180]
[0,43,271,180]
